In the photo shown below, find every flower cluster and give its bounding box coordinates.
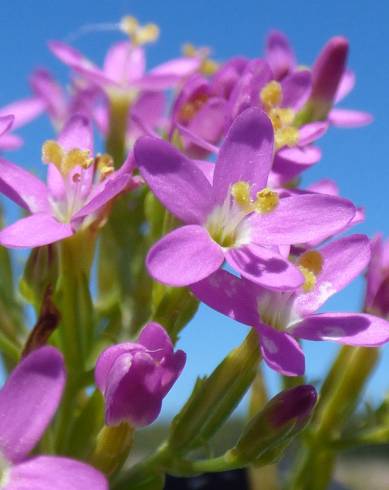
[0,15,386,490]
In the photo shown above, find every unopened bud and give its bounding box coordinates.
[229,385,317,464]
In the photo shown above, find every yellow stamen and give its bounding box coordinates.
[275,126,299,149]
[120,16,159,45]
[260,81,282,112]
[133,24,159,45]
[42,140,64,169]
[179,93,209,123]
[96,153,114,179]
[181,43,218,75]
[299,266,317,293]
[231,181,252,211]
[254,188,279,213]
[41,140,92,176]
[201,58,219,76]
[182,43,197,57]
[119,16,139,36]
[298,251,324,292]
[298,250,323,275]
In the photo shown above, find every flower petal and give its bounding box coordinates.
[0,347,65,462]
[49,40,114,87]
[73,173,131,221]
[138,322,174,360]
[104,351,162,427]
[0,134,23,151]
[135,57,201,90]
[135,136,215,224]
[334,69,355,103]
[0,158,49,212]
[272,146,321,183]
[146,225,224,286]
[298,122,328,146]
[9,456,108,490]
[103,41,145,83]
[226,244,303,290]
[58,114,93,153]
[265,30,295,79]
[191,269,261,326]
[213,107,274,203]
[0,97,45,130]
[328,108,373,127]
[295,234,371,315]
[0,214,73,248]
[0,115,14,137]
[291,313,389,347]
[250,194,356,246]
[281,70,311,110]
[255,323,305,376]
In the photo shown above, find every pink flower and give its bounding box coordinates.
[95,323,186,427]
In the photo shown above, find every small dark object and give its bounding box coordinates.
[165,469,248,489]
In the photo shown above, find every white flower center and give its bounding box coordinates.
[257,291,300,331]
[206,182,278,249]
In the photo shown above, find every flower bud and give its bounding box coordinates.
[20,244,59,307]
[298,36,348,123]
[95,322,186,427]
[229,385,317,464]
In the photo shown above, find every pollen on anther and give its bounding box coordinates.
[231,181,252,211]
[41,140,64,168]
[260,81,282,111]
[299,250,323,275]
[254,188,279,213]
[298,250,324,293]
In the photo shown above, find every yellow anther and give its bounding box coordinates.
[254,188,279,213]
[298,251,323,275]
[201,58,219,76]
[42,140,64,169]
[63,149,92,173]
[231,181,252,211]
[260,81,282,111]
[96,153,114,179]
[298,251,324,293]
[275,126,299,149]
[182,43,197,57]
[299,266,317,292]
[179,93,209,123]
[119,16,139,36]
[133,23,160,45]
[120,16,159,45]
[41,140,91,176]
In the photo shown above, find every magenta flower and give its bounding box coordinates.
[49,39,200,93]
[95,322,186,427]
[0,347,107,489]
[191,234,389,376]
[134,107,356,288]
[0,114,133,248]
[169,73,227,158]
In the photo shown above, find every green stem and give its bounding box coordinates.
[106,92,132,167]
[248,368,280,490]
[0,331,20,363]
[90,423,134,475]
[288,347,379,490]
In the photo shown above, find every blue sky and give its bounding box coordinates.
[1,0,389,415]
